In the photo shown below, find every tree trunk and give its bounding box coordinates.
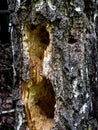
[1,0,98,130]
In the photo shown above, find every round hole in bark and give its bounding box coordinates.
[68,35,77,44]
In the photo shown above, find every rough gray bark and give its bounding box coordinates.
[2,0,98,130]
[17,0,98,130]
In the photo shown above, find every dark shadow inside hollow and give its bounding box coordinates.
[35,77,56,118]
[29,23,50,46]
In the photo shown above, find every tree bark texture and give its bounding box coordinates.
[2,0,98,130]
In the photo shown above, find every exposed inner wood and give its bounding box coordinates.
[22,24,55,130]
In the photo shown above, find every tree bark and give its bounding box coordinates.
[18,0,98,129]
[1,0,98,130]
